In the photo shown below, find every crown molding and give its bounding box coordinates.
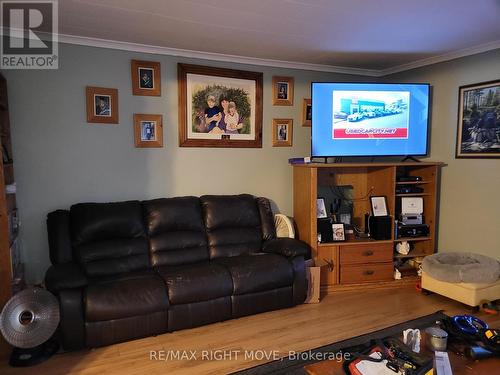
[379,40,500,76]
[58,33,381,77]
[37,33,500,77]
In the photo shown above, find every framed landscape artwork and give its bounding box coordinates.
[133,114,163,148]
[178,63,263,148]
[456,80,500,158]
[131,60,161,96]
[86,86,118,124]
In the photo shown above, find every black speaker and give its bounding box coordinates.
[317,217,333,243]
[366,215,392,240]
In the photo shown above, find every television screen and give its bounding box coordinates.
[311,82,430,157]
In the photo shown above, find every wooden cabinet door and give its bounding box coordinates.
[316,245,339,286]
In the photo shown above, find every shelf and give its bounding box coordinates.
[395,193,431,197]
[395,237,431,242]
[395,181,430,185]
[318,238,393,247]
[394,252,428,259]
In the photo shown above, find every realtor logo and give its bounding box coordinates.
[1,0,58,69]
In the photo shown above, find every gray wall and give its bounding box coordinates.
[3,43,366,283]
[386,49,500,260]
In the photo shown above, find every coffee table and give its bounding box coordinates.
[304,337,499,375]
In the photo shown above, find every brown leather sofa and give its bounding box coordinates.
[44,194,311,350]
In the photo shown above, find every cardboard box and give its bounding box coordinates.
[304,265,321,304]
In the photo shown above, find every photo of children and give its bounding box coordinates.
[139,68,154,89]
[278,124,288,141]
[141,121,156,141]
[94,95,111,116]
[187,73,255,140]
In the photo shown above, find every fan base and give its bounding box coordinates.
[9,338,59,367]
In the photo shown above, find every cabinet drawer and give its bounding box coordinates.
[339,243,392,265]
[340,262,393,284]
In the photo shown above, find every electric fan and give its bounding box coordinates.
[274,214,295,238]
[0,288,60,367]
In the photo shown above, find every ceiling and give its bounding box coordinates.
[59,0,500,75]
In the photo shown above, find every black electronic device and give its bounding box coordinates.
[397,176,422,182]
[365,214,392,240]
[397,223,429,238]
[396,185,424,194]
[317,217,333,243]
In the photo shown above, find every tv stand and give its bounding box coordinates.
[401,156,421,162]
[291,161,443,293]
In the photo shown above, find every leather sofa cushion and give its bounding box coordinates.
[156,263,233,305]
[143,197,204,235]
[214,253,293,295]
[201,195,263,258]
[201,194,261,230]
[71,201,145,246]
[143,197,209,267]
[75,238,150,277]
[85,270,168,322]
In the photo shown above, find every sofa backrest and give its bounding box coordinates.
[70,201,149,277]
[142,197,209,267]
[201,194,269,259]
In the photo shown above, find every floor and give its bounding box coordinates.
[1,287,498,375]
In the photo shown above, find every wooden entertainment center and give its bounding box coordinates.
[292,162,443,293]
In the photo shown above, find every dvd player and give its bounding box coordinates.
[397,223,429,238]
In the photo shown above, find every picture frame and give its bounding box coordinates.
[456,80,500,158]
[302,98,312,127]
[316,198,327,218]
[86,86,118,124]
[332,223,346,242]
[131,60,161,96]
[272,76,294,106]
[272,118,293,147]
[370,196,389,217]
[178,63,263,148]
[133,114,163,148]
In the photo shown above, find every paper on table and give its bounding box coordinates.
[355,352,403,375]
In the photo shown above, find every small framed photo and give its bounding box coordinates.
[456,80,500,158]
[134,114,163,148]
[131,60,161,96]
[316,198,327,218]
[272,76,294,106]
[302,98,312,127]
[332,223,346,242]
[272,118,293,147]
[86,86,118,124]
[370,196,389,217]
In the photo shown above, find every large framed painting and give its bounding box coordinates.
[178,63,263,148]
[456,80,500,158]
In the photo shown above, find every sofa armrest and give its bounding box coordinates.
[262,238,311,259]
[45,262,88,293]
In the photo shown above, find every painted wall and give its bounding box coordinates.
[3,43,366,283]
[386,49,500,260]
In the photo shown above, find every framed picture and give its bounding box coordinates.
[86,86,118,124]
[456,80,500,158]
[332,223,346,242]
[272,118,293,147]
[178,63,263,148]
[302,98,312,127]
[272,76,294,106]
[133,114,163,148]
[370,196,389,217]
[131,60,161,96]
[316,198,327,218]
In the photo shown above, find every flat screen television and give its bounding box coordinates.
[311,82,430,158]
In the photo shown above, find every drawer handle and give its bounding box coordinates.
[363,270,375,276]
[323,258,334,272]
[363,250,374,256]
